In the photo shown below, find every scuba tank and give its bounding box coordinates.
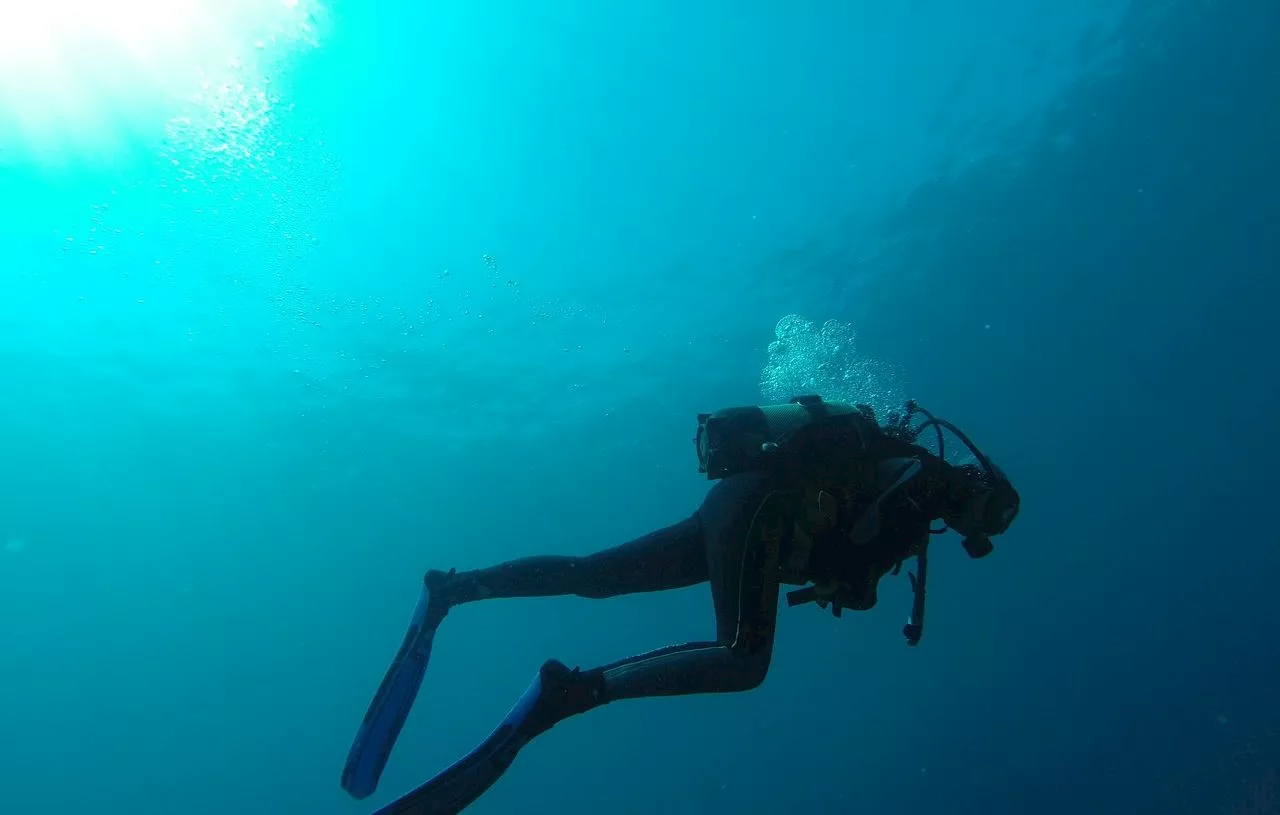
[694,394,874,479]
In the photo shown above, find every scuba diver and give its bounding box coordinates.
[340,396,1021,814]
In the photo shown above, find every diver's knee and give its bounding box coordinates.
[567,556,617,599]
[731,649,772,691]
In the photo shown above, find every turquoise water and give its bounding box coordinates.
[2,0,1277,813]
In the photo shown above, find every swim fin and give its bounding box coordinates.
[342,583,449,800]
[369,660,597,815]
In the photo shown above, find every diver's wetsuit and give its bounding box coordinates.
[438,427,987,707]
[445,471,782,700]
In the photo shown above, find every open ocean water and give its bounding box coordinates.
[1,1,1277,813]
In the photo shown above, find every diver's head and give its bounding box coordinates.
[900,401,1019,537]
[983,465,1020,535]
[949,465,1019,554]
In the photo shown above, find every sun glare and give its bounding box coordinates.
[0,0,320,161]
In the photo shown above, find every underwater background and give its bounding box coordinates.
[2,0,1277,813]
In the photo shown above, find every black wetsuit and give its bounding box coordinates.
[449,472,783,700]
[441,431,986,707]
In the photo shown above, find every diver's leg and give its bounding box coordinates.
[367,475,780,809]
[431,514,708,607]
[517,473,782,739]
[593,472,780,700]
[344,516,708,799]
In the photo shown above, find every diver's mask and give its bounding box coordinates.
[955,463,1020,560]
[889,400,1019,557]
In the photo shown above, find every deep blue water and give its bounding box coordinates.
[1,1,1277,813]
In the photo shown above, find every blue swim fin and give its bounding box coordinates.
[370,660,584,815]
[342,584,448,800]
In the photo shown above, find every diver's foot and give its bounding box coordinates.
[424,567,492,615]
[518,659,607,740]
[421,568,463,622]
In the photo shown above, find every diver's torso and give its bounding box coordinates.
[736,429,934,611]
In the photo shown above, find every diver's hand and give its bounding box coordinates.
[810,578,844,607]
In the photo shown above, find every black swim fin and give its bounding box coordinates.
[370,660,594,815]
[342,582,450,800]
